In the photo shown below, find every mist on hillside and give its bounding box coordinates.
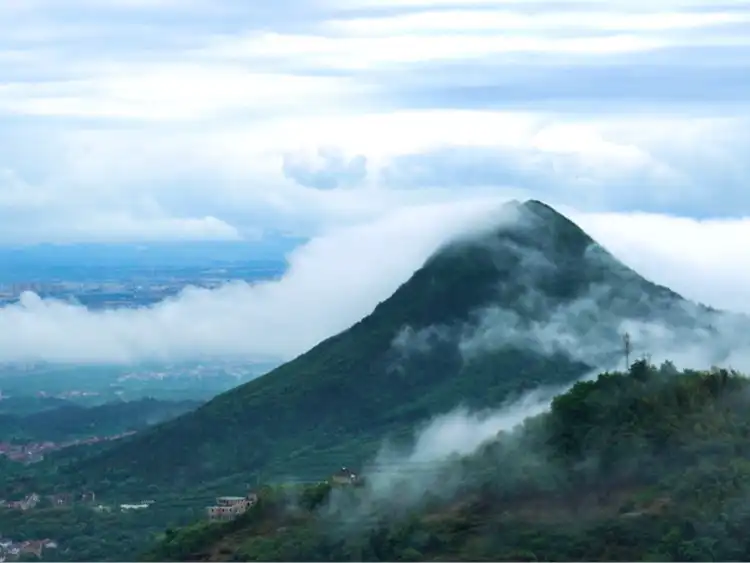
[315,387,558,530]
[316,232,750,528]
[391,236,750,375]
[317,361,750,534]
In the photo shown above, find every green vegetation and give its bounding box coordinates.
[59,200,703,496]
[0,398,202,443]
[143,362,750,561]
[0,493,210,561]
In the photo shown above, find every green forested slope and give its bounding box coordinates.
[143,362,750,562]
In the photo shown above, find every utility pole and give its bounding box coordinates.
[623,332,631,370]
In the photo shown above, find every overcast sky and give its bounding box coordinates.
[0,0,749,364]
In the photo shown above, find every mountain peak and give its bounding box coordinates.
[521,198,557,212]
[517,199,591,241]
[65,199,694,492]
[495,197,568,215]
[379,199,679,333]
[427,199,595,274]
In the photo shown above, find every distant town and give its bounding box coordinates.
[0,277,239,309]
[0,432,136,463]
[34,390,101,399]
[0,257,285,310]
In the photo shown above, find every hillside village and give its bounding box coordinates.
[0,537,58,561]
[0,492,61,559]
[0,491,160,559]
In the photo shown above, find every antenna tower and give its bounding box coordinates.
[623,332,631,370]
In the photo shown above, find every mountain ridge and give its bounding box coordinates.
[0,397,202,443]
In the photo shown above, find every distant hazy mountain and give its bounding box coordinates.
[0,395,72,416]
[0,398,202,443]
[63,200,725,492]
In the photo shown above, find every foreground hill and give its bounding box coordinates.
[143,362,750,562]
[64,200,719,492]
[0,398,202,443]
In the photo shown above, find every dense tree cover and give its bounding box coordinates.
[0,398,201,443]
[59,200,706,495]
[142,362,750,562]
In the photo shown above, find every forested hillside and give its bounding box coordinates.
[144,362,750,562]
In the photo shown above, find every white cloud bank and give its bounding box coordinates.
[0,197,509,364]
[2,197,750,365]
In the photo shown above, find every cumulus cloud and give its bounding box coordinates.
[0,167,241,243]
[0,109,743,246]
[0,0,749,242]
[571,211,750,313]
[282,147,368,189]
[376,114,750,217]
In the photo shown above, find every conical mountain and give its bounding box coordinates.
[64,200,711,492]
